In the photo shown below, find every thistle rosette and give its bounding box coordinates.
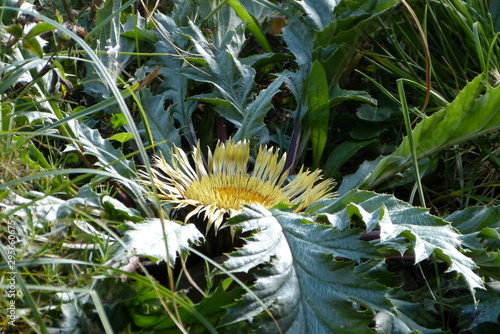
[143,139,334,232]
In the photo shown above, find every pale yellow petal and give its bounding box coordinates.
[193,142,208,178]
[252,145,288,185]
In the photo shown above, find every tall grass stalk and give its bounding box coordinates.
[397,79,426,207]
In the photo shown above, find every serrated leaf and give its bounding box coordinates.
[338,157,383,195]
[83,5,137,99]
[318,189,484,294]
[181,22,254,111]
[222,205,285,273]
[122,219,204,266]
[446,206,500,280]
[139,60,195,145]
[178,20,283,141]
[233,76,285,141]
[380,214,483,291]
[153,13,190,64]
[353,74,500,190]
[56,185,101,220]
[102,195,141,222]
[281,15,314,72]
[74,219,114,241]
[222,205,389,333]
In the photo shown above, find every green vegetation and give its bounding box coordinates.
[1,0,499,333]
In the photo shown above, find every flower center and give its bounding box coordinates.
[184,174,289,210]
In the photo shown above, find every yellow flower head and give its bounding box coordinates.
[143,139,334,232]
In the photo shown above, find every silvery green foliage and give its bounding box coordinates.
[136,88,181,159]
[221,190,485,333]
[119,219,204,267]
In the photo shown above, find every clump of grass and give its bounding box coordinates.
[0,141,29,186]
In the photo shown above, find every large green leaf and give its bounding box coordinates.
[156,66,198,128]
[178,19,285,141]
[343,74,500,191]
[147,14,198,146]
[182,23,255,127]
[222,205,389,333]
[221,189,484,333]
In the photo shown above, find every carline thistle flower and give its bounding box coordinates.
[143,139,334,232]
